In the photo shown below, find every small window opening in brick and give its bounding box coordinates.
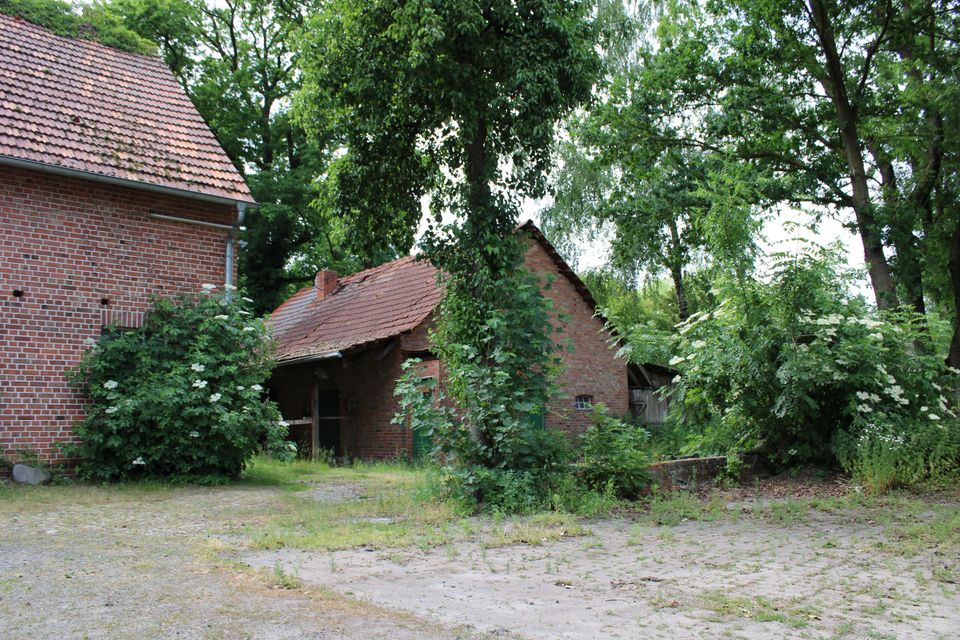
[574,394,594,410]
[12,289,24,298]
[100,297,110,306]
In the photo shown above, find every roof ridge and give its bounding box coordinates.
[0,12,159,60]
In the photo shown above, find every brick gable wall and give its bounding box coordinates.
[1,165,237,464]
[524,239,628,435]
[269,237,627,460]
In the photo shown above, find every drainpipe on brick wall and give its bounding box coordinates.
[225,202,247,299]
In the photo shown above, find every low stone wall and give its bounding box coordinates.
[647,454,764,491]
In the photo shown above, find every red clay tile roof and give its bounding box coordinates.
[269,256,443,363]
[268,222,602,364]
[0,14,254,204]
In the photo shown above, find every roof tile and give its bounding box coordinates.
[0,14,253,203]
[268,256,443,362]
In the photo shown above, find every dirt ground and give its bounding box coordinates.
[2,469,958,640]
[248,511,958,640]
[0,483,474,640]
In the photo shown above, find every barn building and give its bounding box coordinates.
[266,222,630,460]
[0,15,254,464]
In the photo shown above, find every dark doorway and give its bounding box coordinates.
[316,389,340,456]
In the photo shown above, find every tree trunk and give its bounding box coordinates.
[807,0,899,310]
[670,266,689,322]
[666,218,689,321]
[947,225,960,369]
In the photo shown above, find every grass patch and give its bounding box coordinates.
[699,592,819,628]
[244,460,469,551]
[640,491,727,526]
[482,513,589,548]
[876,504,960,557]
[0,479,176,514]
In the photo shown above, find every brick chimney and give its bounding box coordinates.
[315,270,338,300]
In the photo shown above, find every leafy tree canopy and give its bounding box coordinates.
[0,0,156,53]
[300,0,602,506]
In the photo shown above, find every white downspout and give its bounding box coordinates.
[226,202,247,298]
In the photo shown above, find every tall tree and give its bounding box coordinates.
[104,0,395,313]
[604,0,960,362]
[296,0,601,497]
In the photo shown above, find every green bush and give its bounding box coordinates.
[576,404,653,498]
[666,244,960,489]
[394,327,571,513]
[66,286,290,483]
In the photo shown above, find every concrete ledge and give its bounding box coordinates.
[648,454,764,491]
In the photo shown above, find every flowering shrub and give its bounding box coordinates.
[665,246,960,489]
[67,286,290,483]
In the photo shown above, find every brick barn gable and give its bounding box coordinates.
[267,222,628,460]
[0,15,254,464]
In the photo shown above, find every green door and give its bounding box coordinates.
[524,412,545,430]
[412,425,433,460]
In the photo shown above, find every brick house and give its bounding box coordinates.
[0,15,255,464]
[267,222,629,460]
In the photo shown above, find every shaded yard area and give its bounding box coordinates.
[1,461,958,639]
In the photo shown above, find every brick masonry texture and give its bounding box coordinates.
[268,237,627,459]
[0,165,236,463]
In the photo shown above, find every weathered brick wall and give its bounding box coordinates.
[268,341,426,460]
[523,240,628,437]
[267,236,626,462]
[0,166,237,464]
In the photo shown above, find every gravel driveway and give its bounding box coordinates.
[0,483,475,640]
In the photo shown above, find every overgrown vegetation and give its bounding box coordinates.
[575,404,652,499]
[300,0,603,510]
[395,371,653,512]
[0,0,155,53]
[665,245,960,490]
[5,0,958,498]
[66,287,290,483]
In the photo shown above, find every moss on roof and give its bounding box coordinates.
[0,0,156,55]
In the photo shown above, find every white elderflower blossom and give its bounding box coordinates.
[132,456,145,466]
[690,340,706,349]
[947,366,960,375]
[191,363,205,372]
[855,391,870,400]
[189,431,199,438]
[867,332,883,340]
[223,284,237,291]
[856,404,873,413]
[105,406,118,414]
[236,385,245,391]
[213,314,229,320]
[920,406,929,412]
[242,326,255,332]
[251,384,263,392]
[669,355,685,366]
[103,380,118,390]
[929,414,941,421]
[193,379,208,389]
[278,420,289,427]
[209,393,222,403]
[242,297,254,304]
[201,283,217,291]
